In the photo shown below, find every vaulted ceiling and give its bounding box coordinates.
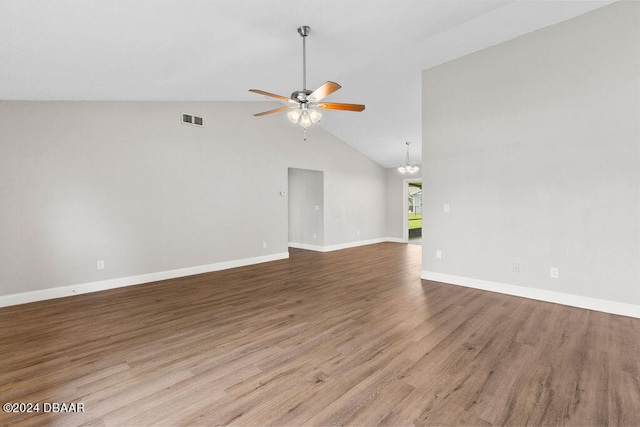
[0,0,614,167]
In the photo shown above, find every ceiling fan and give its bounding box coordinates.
[249,25,365,130]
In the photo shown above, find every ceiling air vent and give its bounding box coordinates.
[182,113,204,127]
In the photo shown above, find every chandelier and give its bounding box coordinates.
[398,142,419,174]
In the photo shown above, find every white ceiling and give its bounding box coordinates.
[0,0,615,167]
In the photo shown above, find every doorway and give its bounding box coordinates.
[287,168,324,251]
[403,178,422,245]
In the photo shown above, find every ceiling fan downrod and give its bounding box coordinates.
[298,26,310,91]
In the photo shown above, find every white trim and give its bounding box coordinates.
[403,178,422,243]
[421,271,640,319]
[323,238,394,252]
[288,242,325,252]
[290,238,405,253]
[385,237,405,244]
[0,252,289,308]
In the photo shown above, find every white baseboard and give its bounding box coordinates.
[421,271,640,319]
[289,237,404,253]
[323,238,393,252]
[0,252,290,308]
[288,242,326,252]
[385,237,405,244]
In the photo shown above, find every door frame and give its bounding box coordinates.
[402,178,423,243]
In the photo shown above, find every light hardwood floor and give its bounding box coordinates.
[1,243,639,426]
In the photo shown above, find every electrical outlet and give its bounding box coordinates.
[313,233,317,239]
[550,267,559,279]
[97,260,105,270]
[357,230,360,236]
[263,241,267,249]
[436,250,442,259]
[444,203,450,213]
[512,263,520,273]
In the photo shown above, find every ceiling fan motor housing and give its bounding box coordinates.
[292,89,312,103]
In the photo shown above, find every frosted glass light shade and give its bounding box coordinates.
[308,109,322,124]
[287,109,302,124]
[299,111,312,127]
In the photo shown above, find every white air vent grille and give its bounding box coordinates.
[182,113,204,127]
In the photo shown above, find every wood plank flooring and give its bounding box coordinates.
[1,243,639,426]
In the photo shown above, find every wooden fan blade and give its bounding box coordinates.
[254,106,291,117]
[249,89,297,104]
[317,102,365,112]
[308,81,341,102]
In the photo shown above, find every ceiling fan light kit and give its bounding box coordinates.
[249,25,365,137]
[287,103,322,126]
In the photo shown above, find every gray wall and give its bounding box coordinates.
[288,168,324,247]
[422,1,640,305]
[0,101,387,297]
